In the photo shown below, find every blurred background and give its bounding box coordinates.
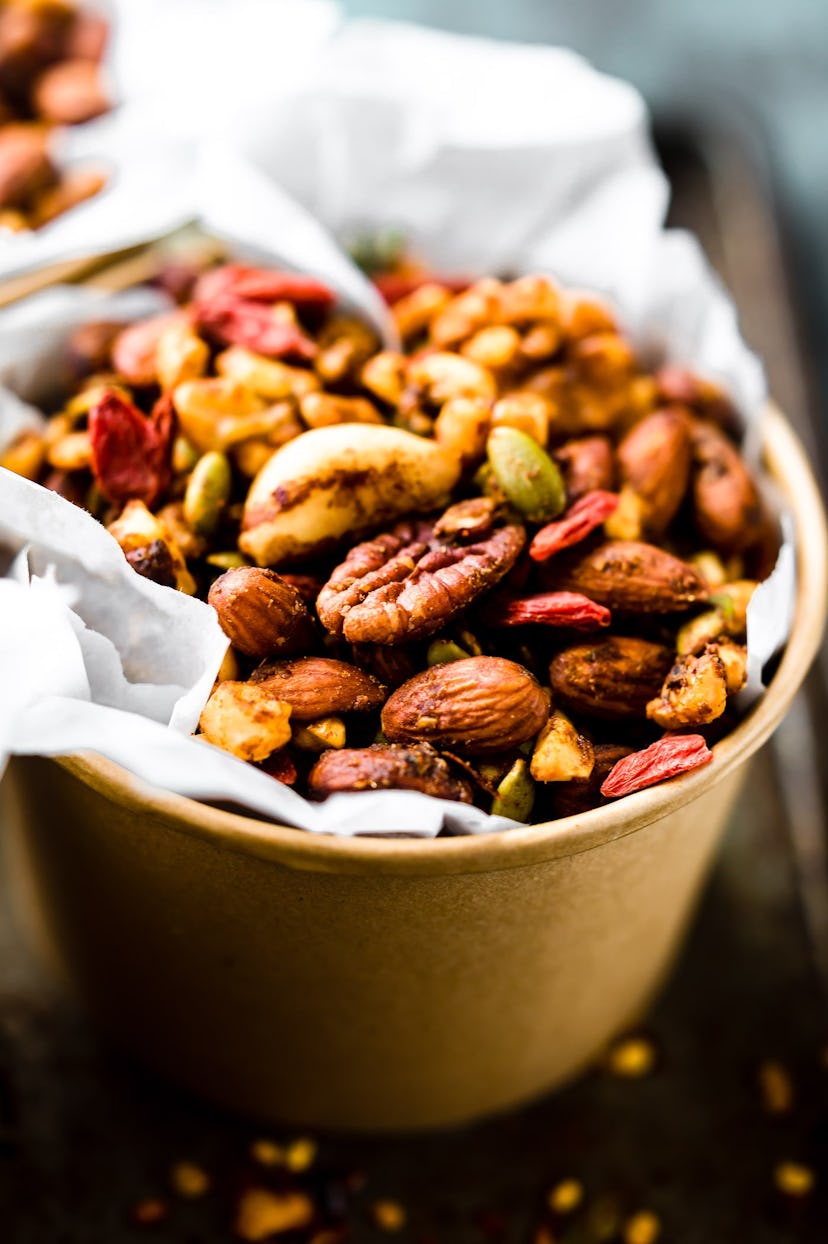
[2,2,828,1241]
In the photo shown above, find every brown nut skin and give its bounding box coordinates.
[549,636,674,720]
[32,58,109,125]
[125,540,177,589]
[307,743,473,804]
[690,420,765,554]
[250,657,387,721]
[617,407,691,534]
[552,743,635,818]
[553,435,615,502]
[317,518,525,646]
[382,656,549,756]
[549,540,709,613]
[208,567,316,660]
[0,124,55,209]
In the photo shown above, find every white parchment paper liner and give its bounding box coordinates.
[0,23,796,835]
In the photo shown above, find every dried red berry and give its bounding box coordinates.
[194,296,316,361]
[529,490,619,561]
[600,733,713,797]
[194,264,335,309]
[89,389,173,506]
[486,591,611,630]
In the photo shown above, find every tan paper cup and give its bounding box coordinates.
[5,408,827,1132]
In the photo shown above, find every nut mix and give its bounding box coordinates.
[0,0,109,231]
[0,258,780,825]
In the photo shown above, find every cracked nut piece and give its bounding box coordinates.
[208,567,316,659]
[240,424,461,567]
[251,656,386,721]
[316,518,525,645]
[549,636,673,720]
[646,648,728,728]
[198,681,292,762]
[550,540,709,613]
[530,711,594,782]
[307,742,473,803]
[381,656,548,755]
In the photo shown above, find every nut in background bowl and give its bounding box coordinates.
[4,407,827,1132]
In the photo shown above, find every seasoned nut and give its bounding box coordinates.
[208,567,316,659]
[434,395,491,466]
[617,408,691,535]
[31,166,107,228]
[112,312,183,386]
[1,430,45,479]
[46,429,91,470]
[240,424,461,568]
[107,499,195,594]
[173,378,265,453]
[198,681,292,763]
[501,275,560,325]
[251,657,386,720]
[381,656,549,755]
[710,640,748,693]
[316,518,525,645]
[361,350,407,406]
[603,485,645,541]
[462,325,521,370]
[433,496,498,540]
[216,346,319,399]
[0,124,54,209]
[691,421,764,553]
[486,426,566,522]
[530,711,594,782]
[646,648,728,728]
[429,279,504,348]
[307,742,473,803]
[553,743,634,818]
[519,321,562,362]
[32,58,108,124]
[392,283,453,342]
[490,393,552,445]
[562,293,617,340]
[408,351,496,404]
[156,318,209,391]
[315,315,378,383]
[299,392,383,429]
[125,539,177,589]
[293,717,347,752]
[570,332,635,388]
[550,540,709,613]
[549,636,673,720]
[553,435,615,501]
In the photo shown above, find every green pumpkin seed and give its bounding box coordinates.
[486,426,566,522]
[426,638,470,666]
[491,757,535,822]
[184,450,232,536]
[172,435,201,476]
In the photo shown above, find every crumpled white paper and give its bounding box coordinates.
[0,22,796,835]
[0,0,342,284]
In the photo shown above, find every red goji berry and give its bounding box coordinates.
[89,389,173,506]
[193,264,334,309]
[529,490,619,561]
[600,733,713,798]
[486,591,611,629]
[194,295,316,361]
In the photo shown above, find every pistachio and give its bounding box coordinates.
[486,425,566,522]
[491,757,535,822]
[426,639,471,666]
[184,451,232,537]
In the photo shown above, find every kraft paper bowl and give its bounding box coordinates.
[5,407,827,1132]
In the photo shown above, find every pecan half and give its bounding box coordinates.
[250,657,386,721]
[316,518,525,646]
[549,636,674,720]
[381,656,548,755]
[549,540,709,613]
[307,742,473,804]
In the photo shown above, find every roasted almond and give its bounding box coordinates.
[381,656,549,755]
[307,742,473,803]
[553,435,615,502]
[549,636,673,719]
[550,540,709,613]
[208,567,316,659]
[250,657,387,721]
[690,421,765,553]
[617,407,691,534]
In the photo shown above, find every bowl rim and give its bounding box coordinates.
[54,405,828,877]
